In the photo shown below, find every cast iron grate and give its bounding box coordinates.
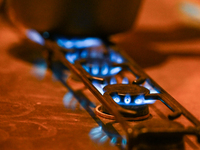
[35,36,200,150]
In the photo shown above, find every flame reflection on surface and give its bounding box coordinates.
[89,126,126,148]
[31,59,47,80]
[63,92,84,110]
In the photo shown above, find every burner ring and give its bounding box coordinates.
[95,105,150,121]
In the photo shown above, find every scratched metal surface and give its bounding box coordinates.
[1,0,200,149]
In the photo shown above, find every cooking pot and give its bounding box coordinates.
[7,0,141,37]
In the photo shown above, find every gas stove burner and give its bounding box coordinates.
[89,125,127,148]
[95,84,151,120]
[33,36,200,150]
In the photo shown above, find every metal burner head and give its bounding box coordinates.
[96,84,152,120]
[103,84,150,105]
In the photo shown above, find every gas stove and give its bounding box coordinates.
[1,8,200,149]
[23,30,200,150]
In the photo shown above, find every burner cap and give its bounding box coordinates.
[96,84,151,120]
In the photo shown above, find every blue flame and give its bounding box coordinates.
[139,82,158,104]
[80,50,88,58]
[124,95,131,104]
[90,50,100,58]
[110,67,122,75]
[57,37,102,49]
[82,64,121,76]
[101,81,108,89]
[57,39,73,49]
[91,64,100,75]
[144,99,156,104]
[92,81,154,105]
[63,92,73,107]
[92,81,104,95]
[113,95,121,103]
[122,77,129,84]
[101,63,109,75]
[63,92,82,110]
[64,41,74,49]
[65,53,79,64]
[76,38,102,48]
[89,126,126,147]
[110,77,117,84]
[134,95,144,105]
[110,51,124,63]
[26,29,45,45]
[143,81,159,94]
[134,95,155,105]
[83,65,90,72]
[135,99,143,105]
[92,81,108,95]
[112,94,156,105]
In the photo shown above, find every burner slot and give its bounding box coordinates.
[101,84,150,120]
